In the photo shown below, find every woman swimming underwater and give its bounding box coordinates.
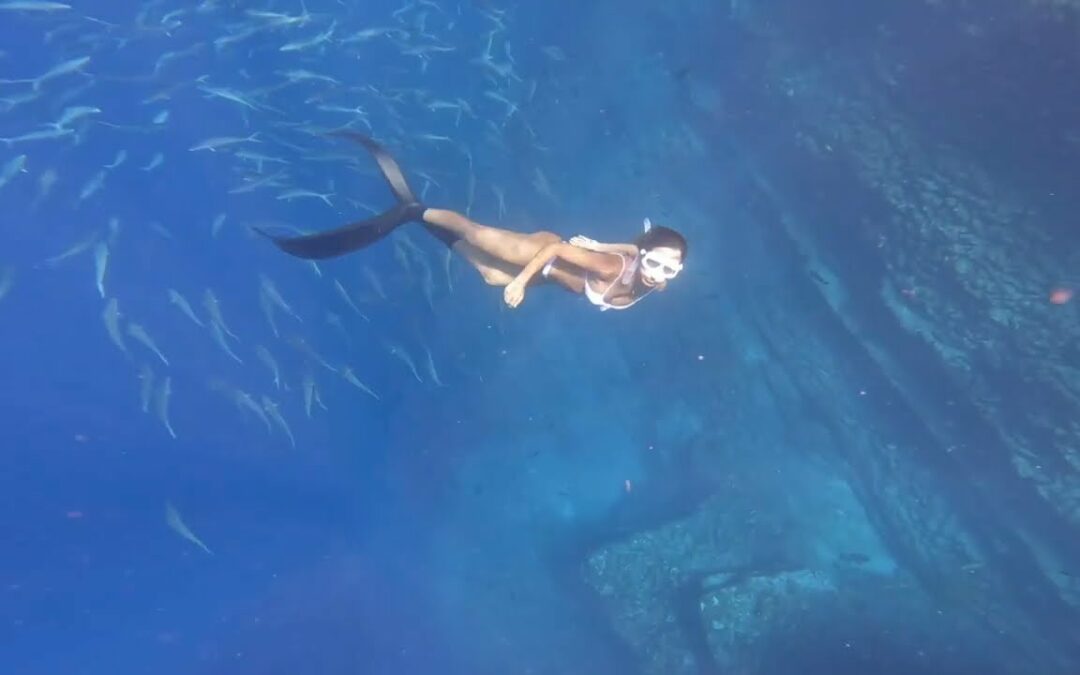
[259,133,687,310]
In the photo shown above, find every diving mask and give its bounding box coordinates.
[640,249,682,280]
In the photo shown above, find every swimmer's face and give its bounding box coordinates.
[639,246,683,286]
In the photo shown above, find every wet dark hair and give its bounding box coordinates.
[634,225,688,260]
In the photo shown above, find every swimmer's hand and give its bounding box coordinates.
[569,235,599,250]
[504,278,527,308]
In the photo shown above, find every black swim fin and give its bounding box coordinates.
[256,133,458,260]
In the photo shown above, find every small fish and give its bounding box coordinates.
[77,170,106,203]
[333,279,368,321]
[101,298,127,354]
[188,132,260,152]
[254,345,281,389]
[325,312,351,348]
[43,232,97,267]
[164,502,211,554]
[234,150,288,173]
[280,21,336,52]
[33,167,57,204]
[231,389,271,432]
[276,188,333,205]
[104,150,127,170]
[0,154,27,190]
[152,110,169,125]
[340,365,379,400]
[259,274,301,322]
[127,323,169,366]
[301,371,315,418]
[92,242,108,298]
[49,105,101,130]
[0,2,73,12]
[202,289,237,339]
[209,321,242,363]
[0,127,74,146]
[260,396,295,447]
[362,266,387,301]
[258,291,279,337]
[0,265,14,303]
[167,289,204,327]
[423,346,445,387]
[210,213,226,238]
[140,153,164,172]
[150,222,173,239]
[197,85,261,111]
[155,376,176,438]
[288,336,334,372]
[26,55,90,91]
[137,364,155,413]
[386,341,422,382]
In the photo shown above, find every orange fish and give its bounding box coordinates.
[1049,287,1073,305]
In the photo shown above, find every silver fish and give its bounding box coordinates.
[140,153,163,172]
[202,289,237,339]
[167,289,204,327]
[340,365,379,400]
[259,274,301,322]
[127,323,169,366]
[92,242,108,298]
[301,371,315,418]
[254,345,281,389]
[33,167,57,204]
[260,396,295,447]
[333,279,368,321]
[0,154,27,190]
[77,169,106,203]
[137,364,155,413]
[104,150,127,169]
[423,346,445,387]
[210,213,226,238]
[188,132,260,152]
[258,290,278,338]
[0,265,14,303]
[44,231,97,267]
[209,321,242,363]
[165,502,211,554]
[0,127,74,146]
[386,341,422,382]
[155,376,176,439]
[49,105,100,130]
[101,298,127,354]
[0,2,74,12]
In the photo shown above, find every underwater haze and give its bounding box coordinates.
[2,1,1079,674]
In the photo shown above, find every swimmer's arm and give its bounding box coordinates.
[569,235,639,257]
[504,242,621,307]
[518,242,621,284]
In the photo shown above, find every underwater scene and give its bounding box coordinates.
[1,1,1079,673]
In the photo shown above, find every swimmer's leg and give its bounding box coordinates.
[450,241,519,286]
[422,208,559,267]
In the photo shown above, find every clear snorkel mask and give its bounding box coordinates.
[639,218,683,281]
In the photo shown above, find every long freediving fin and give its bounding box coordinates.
[257,134,430,260]
[331,131,418,205]
[256,205,411,260]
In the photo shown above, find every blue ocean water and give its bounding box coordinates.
[2,1,1079,674]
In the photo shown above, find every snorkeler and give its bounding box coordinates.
[258,133,687,310]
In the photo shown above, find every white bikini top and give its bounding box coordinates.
[542,251,652,311]
[583,253,653,311]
